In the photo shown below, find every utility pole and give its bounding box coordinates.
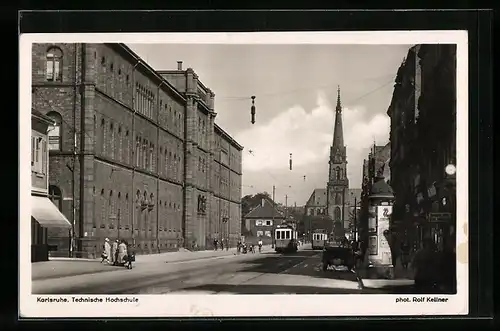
[285,194,288,219]
[272,185,275,248]
[354,196,357,241]
[342,187,346,233]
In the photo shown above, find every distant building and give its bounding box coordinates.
[304,189,327,216]
[31,109,71,262]
[243,198,285,240]
[326,87,350,224]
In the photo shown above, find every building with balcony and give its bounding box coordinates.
[31,43,243,257]
[31,109,72,262]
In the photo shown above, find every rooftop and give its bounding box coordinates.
[244,198,285,219]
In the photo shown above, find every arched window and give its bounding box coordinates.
[335,192,342,205]
[48,185,62,211]
[46,47,63,82]
[110,122,115,158]
[334,207,341,221]
[336,166,341,180]
[339,168,343,179]
[109,191,114,225]
[46,111,62,151]
[136,190,141,205]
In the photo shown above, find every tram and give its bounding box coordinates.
[274,224,298,253]
[312,229,328,250]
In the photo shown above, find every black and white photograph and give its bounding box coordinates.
[20,31,468,317]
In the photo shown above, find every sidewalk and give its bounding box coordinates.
[32,245,272,281]
[357,257,414,290]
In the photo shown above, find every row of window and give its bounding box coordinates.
[101,53,131,85]
[43,47,182,135]
[94,188,182,231]
[333,167,345,180]
[134,82,155,119]
[256,230,272,238]
[198,156,207,173]
[255,219,273,227]
[160,101,183,137]
[99,118,131,164]
[197,117,207,147]
[276,230,291,240]
[308,208,326,216]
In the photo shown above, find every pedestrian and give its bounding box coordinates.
[220,239,224,251]
[117,239,127,265]
[101,238,111,264]
[126,242,136,269]
[400,241,411,271]
[213,238,218,251]
[110,239,118,265]
[412,238,439,293]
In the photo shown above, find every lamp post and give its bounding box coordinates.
[222,217,229,250]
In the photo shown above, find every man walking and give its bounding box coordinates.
[111,239,119,265]
[101,238,111,264]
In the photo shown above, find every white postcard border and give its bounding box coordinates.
[19,31,469,317]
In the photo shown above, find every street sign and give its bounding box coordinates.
[429,212,451,222]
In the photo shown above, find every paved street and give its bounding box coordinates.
[33,244,413,295]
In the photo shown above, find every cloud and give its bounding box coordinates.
[237,91,390,203]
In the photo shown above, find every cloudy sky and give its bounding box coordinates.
[128,43,412,206]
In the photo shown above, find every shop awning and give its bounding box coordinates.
[31,196,72,228]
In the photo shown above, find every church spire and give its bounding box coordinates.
[332,85,344,149]
[336,85,342,111]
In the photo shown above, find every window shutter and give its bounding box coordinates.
[31,137,35,166]
[42,140,47,174]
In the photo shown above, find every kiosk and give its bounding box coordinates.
[365,175,395,279]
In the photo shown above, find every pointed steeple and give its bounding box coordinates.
[332,85,344,149]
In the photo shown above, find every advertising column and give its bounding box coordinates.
[367,202,394,278]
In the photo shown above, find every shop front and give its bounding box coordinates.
[418,179,456,252]
[31,194,72,262]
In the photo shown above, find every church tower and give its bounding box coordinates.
[327,86,349,224]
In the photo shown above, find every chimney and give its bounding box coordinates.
[177,61,183,71]
[261,199,265,207]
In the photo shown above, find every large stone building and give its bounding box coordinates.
[387,44,456,253]
[31,43,243,257]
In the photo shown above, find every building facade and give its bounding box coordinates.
[31,109,72,262]
[31,43,243,257]
[387,44,456,252]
